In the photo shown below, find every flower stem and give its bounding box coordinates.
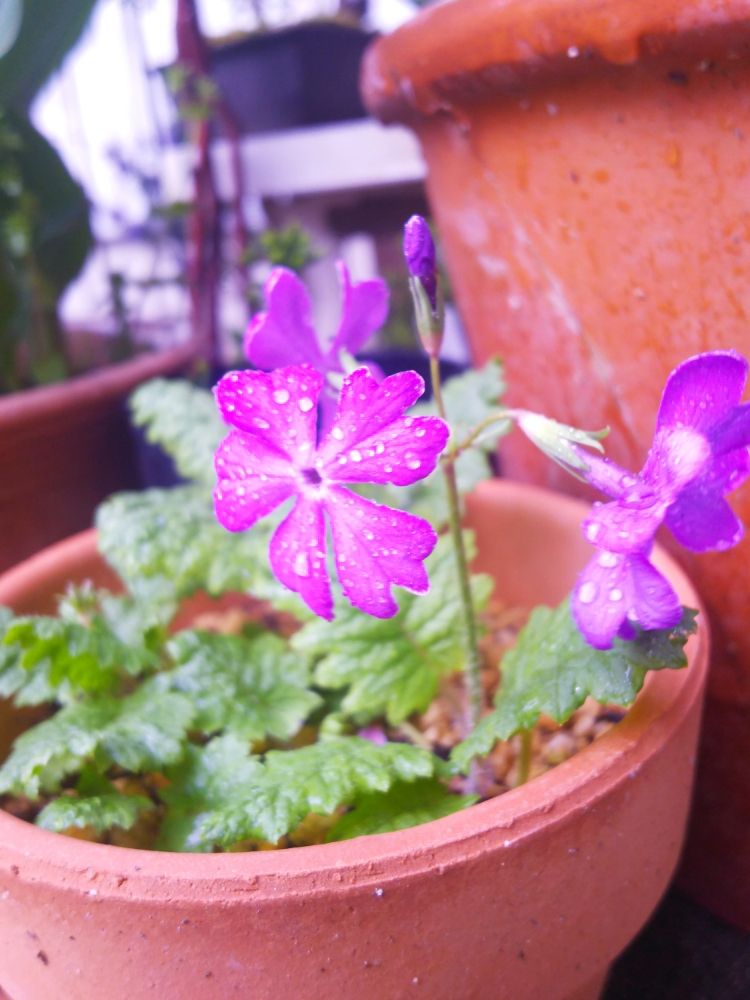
[429,355,484,730]
[515,729,533,787]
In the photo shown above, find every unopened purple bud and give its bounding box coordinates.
[403,215,438,311]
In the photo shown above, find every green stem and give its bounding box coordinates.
[451,409,514,458]
[515,729,533,787]
[429,355,483,730]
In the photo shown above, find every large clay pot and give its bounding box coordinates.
[0,343,196,573]
[362,0,750,928]
[0,480,708,1000]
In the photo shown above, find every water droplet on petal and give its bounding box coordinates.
[253,416,270,430]
[407,458,421,470]
[273,389,290,404]
[415,427,426,438]
[298,397,314,413]
[293,552,310,577]
[609,588,623,602]
[598,551,619,568]
[332,427,344,440]
[350,450,363,463]
[375,442,385,455]
[578,581,598,604]
[585,522,601,542]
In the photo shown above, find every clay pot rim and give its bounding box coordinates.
[0,342,197,431]
[362,0,750,121]
[0,479,709,900]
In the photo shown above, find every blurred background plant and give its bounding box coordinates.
[0,0,96,392]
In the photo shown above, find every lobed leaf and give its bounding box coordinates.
[36,790,153,835]
[163,630,321,742]
[326,777,477,842]
[129,378,225,486]
[452,602,698,771]
[294,534,493,724]
[160,734,440,851]
[0,683,194,797]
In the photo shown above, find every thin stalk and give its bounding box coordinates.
[429,355,483,730]
[515,729,533,787]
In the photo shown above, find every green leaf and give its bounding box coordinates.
[36,790,153,835]
[160,734,439,851]
[163,630,321,742]
[96,486,304,623]
[0,611,156,701]
[129,379,225,486]
[294,534,493,724]
[0,684,194,797]
[452,602,698,771]
[326,778,478,841]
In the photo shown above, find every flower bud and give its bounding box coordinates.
[403,215,444,358]
[515,410,608,478]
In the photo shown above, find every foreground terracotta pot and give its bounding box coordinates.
[0,343,196,574]
[363,0,750,928]
[0,480,708,1000]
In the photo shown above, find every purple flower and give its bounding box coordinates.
[572,351,750,649]
[243,263,388,424]
[403,215,438,311]
[213,363,449,621]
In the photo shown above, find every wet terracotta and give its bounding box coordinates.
[0,480,708,1000]
[362,0,750,928]
[0,343,196,573]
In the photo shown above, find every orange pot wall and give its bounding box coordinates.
[363,0,750,928]
[0,482,708,1000]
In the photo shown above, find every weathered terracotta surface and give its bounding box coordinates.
[0,480,708,1000]
[0,343,196,573]
[363,0,750,927]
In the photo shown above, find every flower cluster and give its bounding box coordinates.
[573,351,750,648]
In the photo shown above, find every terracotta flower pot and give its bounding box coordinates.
[0,344,197,574]
[0,480,708,1000]
[362,0,750,928]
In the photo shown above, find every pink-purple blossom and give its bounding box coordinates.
[213,363,449,620]
[572,351,750,649]
[243,263,388,423]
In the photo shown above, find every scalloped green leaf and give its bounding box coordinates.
[36,790,153,835]
[96,485,305,623]
[452,601,698,772]
[326,777,477,842]
[293,533,493,724]
[160,734,439,851]
[129,378,225,486]
[0,683,194,797]
[163,630,320,742]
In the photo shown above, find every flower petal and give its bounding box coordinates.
[581,498,666,553]
[269,495,333,620]
[707,403,750,456]
[316,368,449,486]
[243,268,326,370]
[327,262,389,358]
[215,366,322,465]
[627,553,682,631]
[665,483,745,552]
[325,487,437,618]
[656,350,747,434]
[571,550,629,650]
[574,449,637,500]
[214,431,296,531]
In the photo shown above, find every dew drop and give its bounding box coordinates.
[407,458,421,470]
[578,581,598,605]
[598,551,619,568]
[350,450,363,463]
[253,416,270,430]
[585,522,601,542]
[375,442,385,455]
[332,427,344,440]
[298,397,314,413]
[415,427,426,438]
[609,588,624,602]
[293,552,310,577]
